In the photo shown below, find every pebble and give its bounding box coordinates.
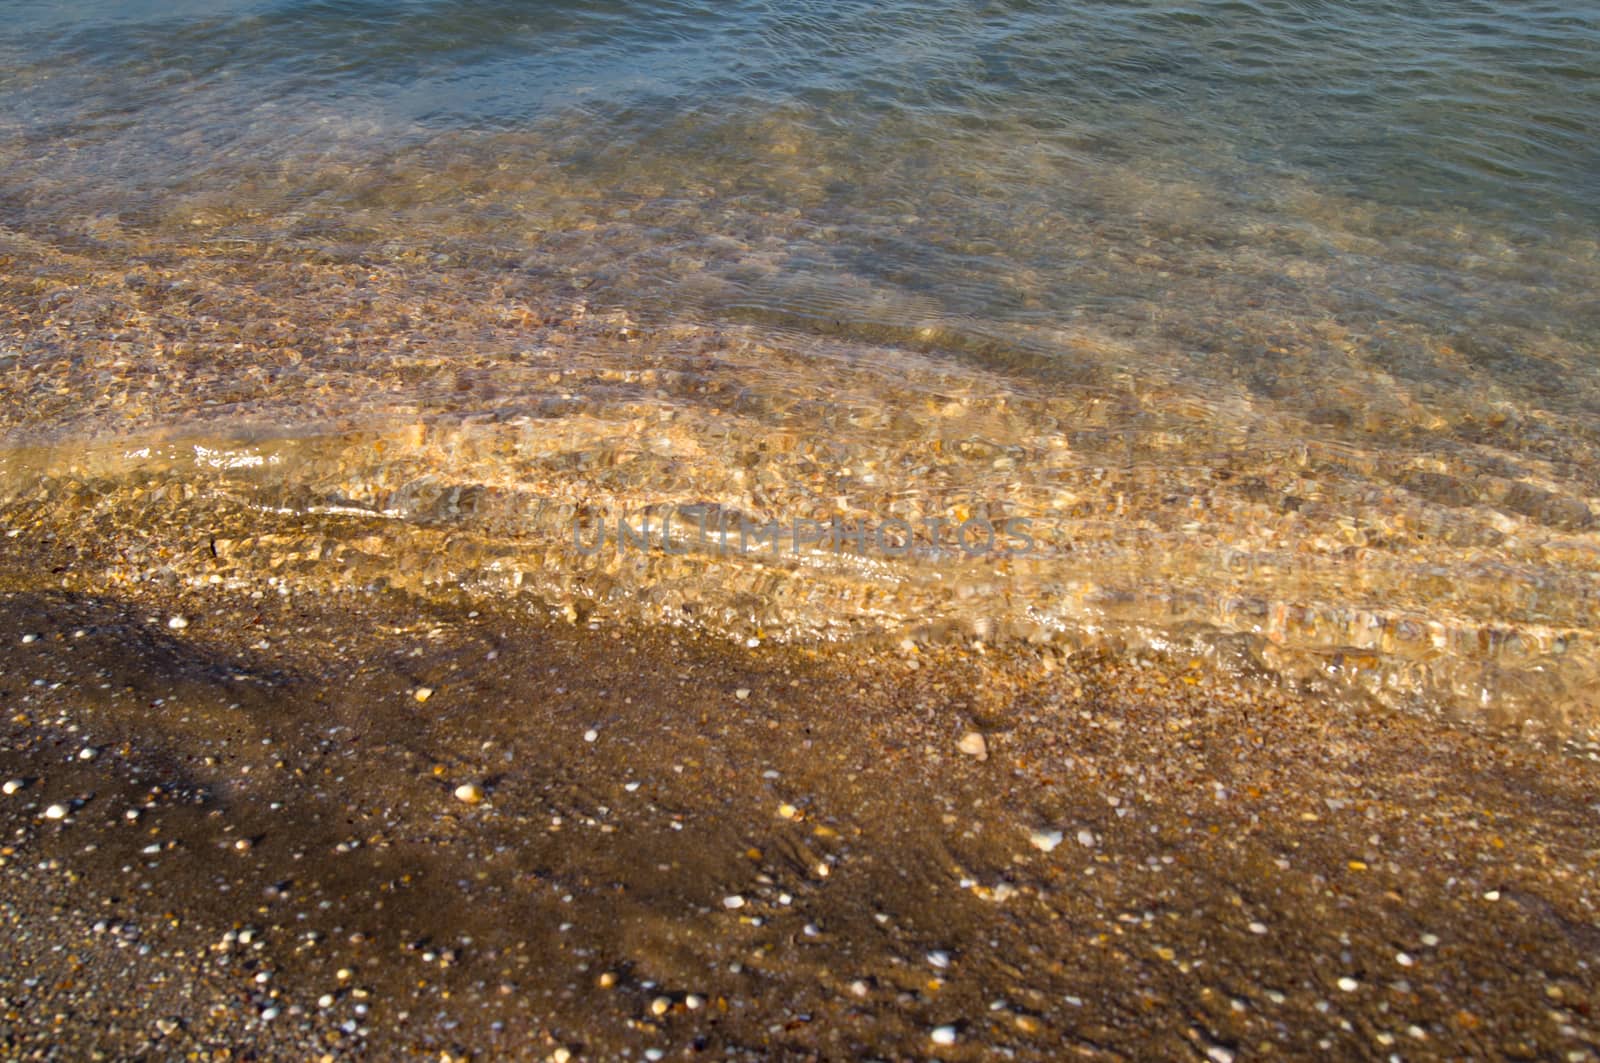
[583,728,599,743]
[78,747,97,761]
[1395,951,1414,967]
[927,950,951,969]
[2,779,24,795]
[1337,977,1360,992]
[1076,828,1097,848]
[957,731,988,759]
[454,783,485,805]
[167,616,188,630]
[1248,922,1269,935]
[1029,829,1063,853]
[413,686,434,703]
[20,633,38,644]
[650,996,671,1016]
[930,1025,958,1046]
[734,688,751,700]
[43,803,69,820]
[722,894,746,909]
[1421,933,1440,947]
[1206,1047,1236,1063]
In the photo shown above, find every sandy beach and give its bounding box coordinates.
[2,525,1597,1059]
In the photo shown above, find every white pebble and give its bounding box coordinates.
[2,779,23,795]
[722,894,745,909]
[1076,828,1097,848]
[454,783,484,805]
[930,1025,958,1046]
[583,728,598,743]
[1206,1047,1236,1063]
[167,616,188,630]
[1483,889,1500,901]
[1029,829,1063,853]
[927,950,951,969]
[1420,933,1440,947]
[413,686,433,703]
[1395,952,1414,967]
[44,803,69,820]
[1248,922,1269,935]
[1337,977,1360,992]
[78,747,97,761]
[20,633,38,644]
[957,731,987,759]
[734,688,751,700]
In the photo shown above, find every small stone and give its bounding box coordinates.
[927,950,951,969]
[20,633,38,644]
[167,616,188,630]
[957,731,987,759]
[722,894,746,910]
[597,971,617,989]
[734,688,751,700]
[453,783,484,805]
[1420,933,1440,947]
[684,994,703,1010]
[78,747,97,761]
[930,1025,958,1046]
[1483,890,1500,901]
[1395,952,1414,967]
[234,838,253,852]
[43,803,69,820]
[1076,828,1097,848]
[2,779,23,795]
[1337,977,1360,992]
[650,996,671,1016]
[583,728,598,743]
[413,687,433,703]
[1248,922,1269,935]
[551,1050,572,1063]
[1029,829,1063,853]
[778,802,801,820]
[1206,1047,1236,1063]
[155,1017,181,1036]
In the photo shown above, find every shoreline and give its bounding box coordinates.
[1,558,1596,1059]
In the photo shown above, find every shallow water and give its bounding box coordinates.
[2,0,1599,732]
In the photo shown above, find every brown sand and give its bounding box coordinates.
[1,531,1596,1061]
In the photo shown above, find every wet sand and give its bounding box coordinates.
[1,530,1596,1061]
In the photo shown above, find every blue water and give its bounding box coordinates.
[4,1,1597,216]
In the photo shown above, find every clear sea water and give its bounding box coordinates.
[3,0,1599,731]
